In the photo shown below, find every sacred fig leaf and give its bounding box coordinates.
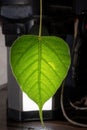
[10,35,71,124]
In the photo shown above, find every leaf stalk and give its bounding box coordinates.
[39,0,42,38]
[39,107,44,126]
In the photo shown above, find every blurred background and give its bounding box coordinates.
[0,23,7,88]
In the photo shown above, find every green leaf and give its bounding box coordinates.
[10,35,71,125]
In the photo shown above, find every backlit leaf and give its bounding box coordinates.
[10,35,71,124]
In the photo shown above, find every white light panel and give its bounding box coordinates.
[23,92,52,111]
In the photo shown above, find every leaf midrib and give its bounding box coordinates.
[38,38,42,108]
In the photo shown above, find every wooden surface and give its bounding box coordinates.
[0,87,87,130]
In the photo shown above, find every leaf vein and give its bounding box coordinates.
[42,57,62,80]
[42,40,68,70]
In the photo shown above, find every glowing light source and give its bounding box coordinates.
[23,92,52,111]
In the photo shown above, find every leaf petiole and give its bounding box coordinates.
[39,0,42,38]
